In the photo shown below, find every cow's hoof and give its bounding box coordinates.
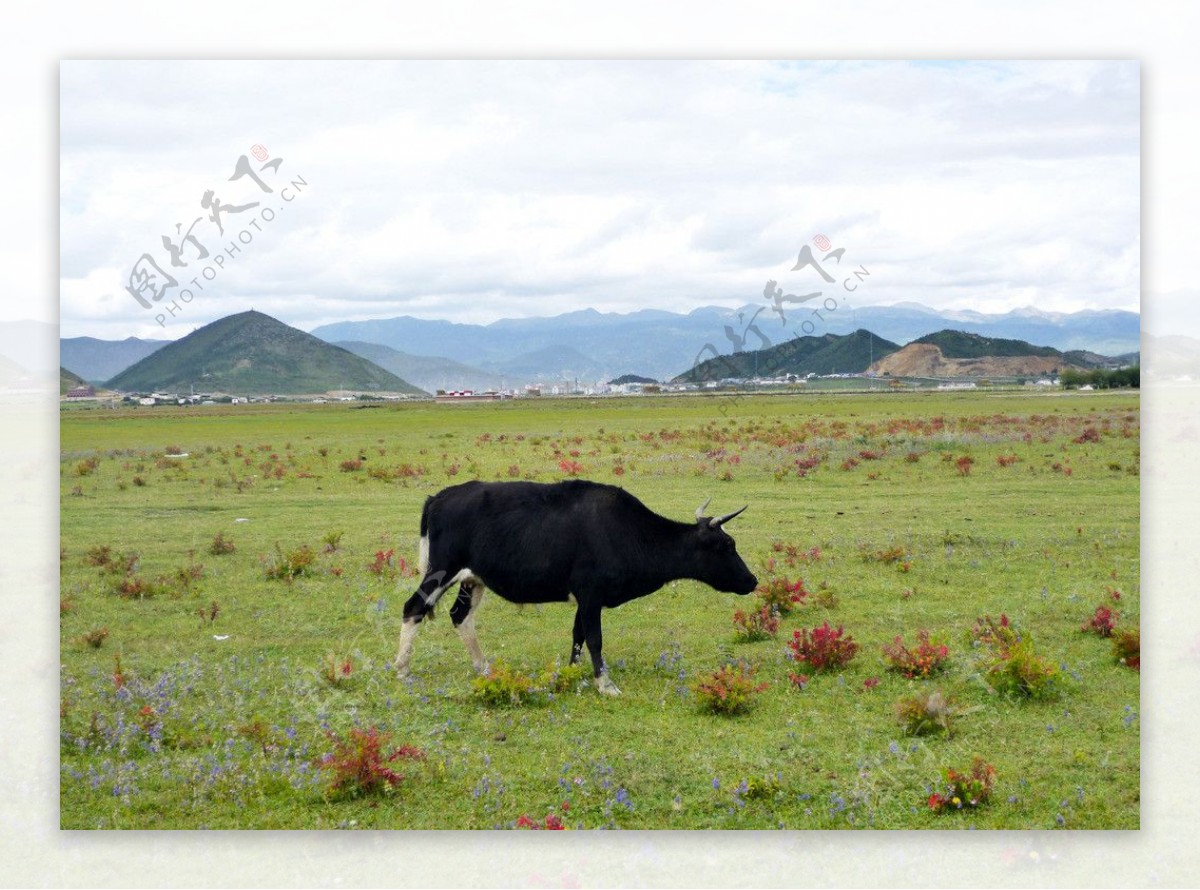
[475,660,492,676]
[596,674,622,696]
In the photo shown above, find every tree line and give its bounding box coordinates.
[1060,366,1140,389]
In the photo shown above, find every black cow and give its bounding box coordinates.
[394,479,758,695]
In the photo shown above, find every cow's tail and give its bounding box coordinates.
[418,495,435,574]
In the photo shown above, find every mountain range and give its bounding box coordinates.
[60,335,171,384]
[826,303,1138,356]
[59,302,1140,389]
[334,341,505,393]
[309,303,1139,383]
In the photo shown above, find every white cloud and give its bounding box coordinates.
[59,60,1139,339]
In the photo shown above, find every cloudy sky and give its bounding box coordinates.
[59,60,1140,340]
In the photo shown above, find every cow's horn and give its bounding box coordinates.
[695,496,712,521]
[709,505,748,527]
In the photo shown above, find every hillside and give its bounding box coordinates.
[913,330,1062,360]
[336,341,504,393]
[106,311,427,396]
[60,336,170,383]
[673,329,900,383]
[1063,348,1138,369]
[871,344,1056,378]
[872,329,1126,378]
[60,367,89,394]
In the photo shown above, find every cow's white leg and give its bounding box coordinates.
[396,567,471,678]
[453,579,489,674]
[596,669,621,696]
[578,603,620,695]
[394,617,422,678]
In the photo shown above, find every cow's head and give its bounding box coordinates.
[691,497,758,594]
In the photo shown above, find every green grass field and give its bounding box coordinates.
[59,390,1140,829]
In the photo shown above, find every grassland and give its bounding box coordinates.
[59,390,1139,829]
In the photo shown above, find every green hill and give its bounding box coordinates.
[1062,348,1137,370]
[673,329,900,383]
[914,330,1062,360]
[609,374,658,385]
[106,311,427,396]
[912,330,1131,370]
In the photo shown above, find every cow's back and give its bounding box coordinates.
[424,480,624,603]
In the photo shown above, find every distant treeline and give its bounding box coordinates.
[1061,366,1140,389]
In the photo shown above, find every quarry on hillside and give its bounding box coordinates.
[869,342,1080,379]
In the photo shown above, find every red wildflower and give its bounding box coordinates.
[1081,605,1118,637]
[786,622,859,672]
